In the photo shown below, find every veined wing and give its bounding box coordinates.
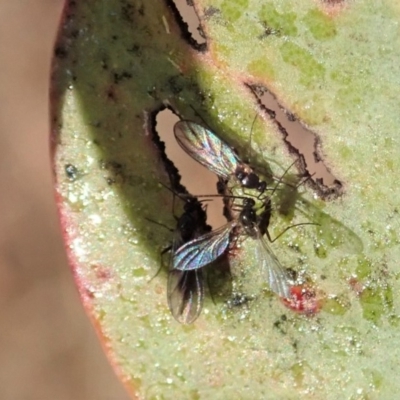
[173,223,234,271]
[255,232,291,298]
[174,121,241,179]
[167,269,204,324]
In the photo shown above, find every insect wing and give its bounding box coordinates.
[167,269,204,324]
[174,121,240,179]
[173,223,233,271]
[255,233,291,298]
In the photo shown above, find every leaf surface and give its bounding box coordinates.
[52,1,400,398]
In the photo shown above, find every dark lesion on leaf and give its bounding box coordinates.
[126,44,142,56]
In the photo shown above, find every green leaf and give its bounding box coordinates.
[52,0,400,398]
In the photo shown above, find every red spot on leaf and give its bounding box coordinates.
[91,264,113,281]
[348,276,364,295]
[85,288,95,299]
[282,285,323,316]
[320,0,347,16]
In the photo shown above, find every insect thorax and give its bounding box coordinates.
[235,167,266,192]
[239,203,258,238]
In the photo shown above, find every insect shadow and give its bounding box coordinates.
[275,177,363,256]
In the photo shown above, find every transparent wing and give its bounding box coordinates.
[167,269,204,324]
[255,232,291,298]
[173,223,234,271]
[174,121,240,179]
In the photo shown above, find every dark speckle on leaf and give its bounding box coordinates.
[286,268,298,281]
[286,112,296,122]
[229,293,253,308]
[54,46,68,59]
[204,6,219,18]
[261,23,281,38]
[121,3,135,23]
[100,160,126,185]
[107,87,117,101]
[147,86,158,99]
[113,71,133,84]
[101,59,108,70]
[273,314,288,334]
[65,164,79,181]
[127,44,141,55]
[168,75,184,94]
[70,29,79,39]
[101,160,124,172]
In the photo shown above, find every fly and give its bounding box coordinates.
[173,196,291,299]
[174,120,267,193]
[167,195,211,324]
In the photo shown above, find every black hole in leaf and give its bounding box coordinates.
[166,0,207,51]
[150,107,225,228]
[148,106,185,194]
[248,84,343,200]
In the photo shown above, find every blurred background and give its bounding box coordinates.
[0,2,130,399]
